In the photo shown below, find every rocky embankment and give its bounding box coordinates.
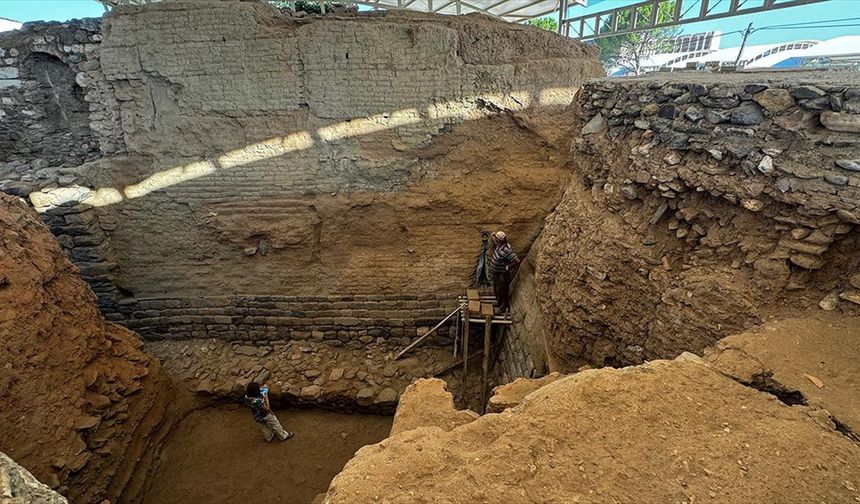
[148,338,452,413]
[0,194,174,503]
[324,314,860,503]
[0,453,67,504]
[536,72,860,370]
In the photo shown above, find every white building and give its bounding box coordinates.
[0,17,23,33]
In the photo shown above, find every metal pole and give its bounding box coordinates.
[480,314,492,413]
[734,23,754,66]
[558,0,568,34]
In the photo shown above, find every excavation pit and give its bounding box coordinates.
[139,405,392,504]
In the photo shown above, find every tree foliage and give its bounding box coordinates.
[593,0,679,76]
[526,17,559,32]
[270,0,334,14]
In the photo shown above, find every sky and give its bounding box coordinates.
[1,0,859,49]
[565,0,860,46]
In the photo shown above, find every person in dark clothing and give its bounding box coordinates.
[490,231,521,314]
[244,382,293,442]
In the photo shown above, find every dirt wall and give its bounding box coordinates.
[0,194,174,504]
[0,2,604,343]
[536,72,860,370]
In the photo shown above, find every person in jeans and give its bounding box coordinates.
[244,382,293,442]
[490,231,521,314]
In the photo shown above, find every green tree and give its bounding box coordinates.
[593,0,679,75]
[526,17,559,32]
[270,0,333,14]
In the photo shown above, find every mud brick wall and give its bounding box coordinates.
[0,2,603,342]
[114,294,459,344]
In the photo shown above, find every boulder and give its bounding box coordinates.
[0,452,68,503]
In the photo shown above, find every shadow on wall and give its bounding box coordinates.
[27,86,579,212]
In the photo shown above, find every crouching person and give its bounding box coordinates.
[244,382,294,442]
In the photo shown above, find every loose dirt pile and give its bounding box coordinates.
[325,351,860,503]
[0,194,174,503]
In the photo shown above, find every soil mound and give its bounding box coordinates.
[0,195,174,503]
[704,313,860,439]
[325,355,860,503]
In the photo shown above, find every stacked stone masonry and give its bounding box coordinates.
[578,73,860,245]
[116,293,459,343]
[534,72,860,371]
[0,3,603,346]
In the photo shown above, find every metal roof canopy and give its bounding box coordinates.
[96,0,585,21]
[355,0,583,22]
[562,0,833,40]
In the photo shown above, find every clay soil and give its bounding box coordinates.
[140,406,392,504]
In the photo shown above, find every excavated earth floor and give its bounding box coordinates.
[139,406,391,504]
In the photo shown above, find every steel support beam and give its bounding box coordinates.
[563,0,832,41]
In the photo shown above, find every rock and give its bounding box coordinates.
[633,119,649,130]
[196,379,214,395]
[753,88,795,112]
[0,453,68,503]
[72,415,100,431]
[730,102,764,125]
[243,246,257,256]
[757,155,774,174]
[87,394,111,410]
[819,291,840,311]
[374,387,398,404]
[684,105,703,121]
[663,152,681,165]
[824,173,848,186]
[82,368,99,389]
[300,385,322,400]
[851,274,860,290]
[791,85,826,99]
[789,254,824,270]
[740,198,763,212]
[257,239,269,256]
[254,369,270,384]
[705,108,730,124]
[581,114,607,135]
[303,369,321,379]
[382,363,397,377]
[836,209,860,224]
[657,104,677,119]
[329,367,344,381]
[234,345,257,356]
[356,387,375,406]
[835,159,860,172]
[820,111,860,133]
[838,291,860,306]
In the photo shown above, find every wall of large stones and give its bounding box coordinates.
[0,2,604,343]
[536,72,860,370]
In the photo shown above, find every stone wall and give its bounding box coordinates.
[537,71,860,371]
[496,237,547,383]
[0,2,604,344]
[116,293,458,343]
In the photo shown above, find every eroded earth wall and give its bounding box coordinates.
[0,1,603,345]
[0,194,175,504]
[537,73,860,370]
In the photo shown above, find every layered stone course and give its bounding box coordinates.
[115,293,459,342]
[578,72,860,271]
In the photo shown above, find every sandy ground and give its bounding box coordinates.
[140,406,391,504]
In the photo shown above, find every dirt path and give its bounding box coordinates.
[140,406,392,504]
